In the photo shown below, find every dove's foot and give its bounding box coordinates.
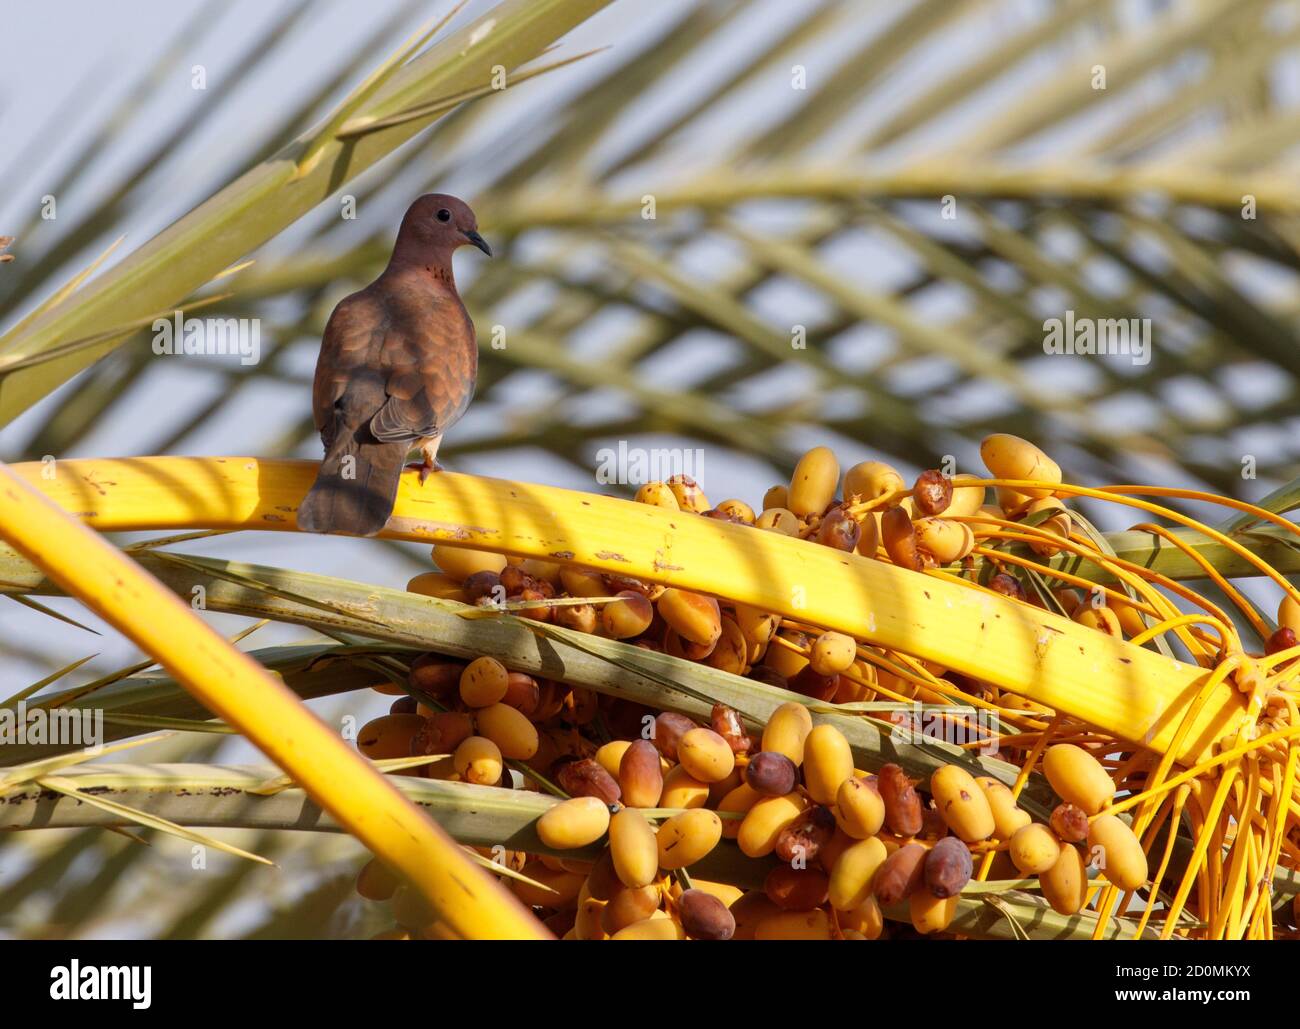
[405,458,443,485]
[418,458,443,485]
[416,437,444,485]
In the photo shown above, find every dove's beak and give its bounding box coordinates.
[464,230,492,257]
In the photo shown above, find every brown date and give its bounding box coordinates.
[407,654,464,700]
[873,842,927,906]
[815,505,861,552]
[554,601,597,635]
[878,763,924,837]
[604,573,655,597]
[677,888,735,940]
[516,586,553,623]
[618,739,664,808]
[744,750,798,797]
[651,712,698,762]
[921,806,949,840]
[789,666,839,702]
[499,565,535,596]
[989,572,1025,601]
[882,507,924,572]
[747,665,789,691]
[462,570,503,604]
[553,757,621,805]
[501,672,540,717]
[764,866,830,911]
[774,805,836,864]
[1050,802,1089,843]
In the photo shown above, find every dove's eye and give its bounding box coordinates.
[436,209,451,222]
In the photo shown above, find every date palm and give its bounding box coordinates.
[1,0,1298,939]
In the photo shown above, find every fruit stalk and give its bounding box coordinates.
[7,455,1245,763]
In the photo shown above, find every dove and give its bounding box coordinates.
[297,194,491,536]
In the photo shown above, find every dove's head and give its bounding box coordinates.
[395,193,492,261]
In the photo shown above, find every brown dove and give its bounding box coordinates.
[297,193,491,536]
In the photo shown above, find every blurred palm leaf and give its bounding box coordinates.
[3,0,1298,503]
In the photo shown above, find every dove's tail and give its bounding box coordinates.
[297,434,407,537]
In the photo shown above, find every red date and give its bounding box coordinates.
[710,703,753,755]
[913,469,953,517]
[1267,626,1298,656]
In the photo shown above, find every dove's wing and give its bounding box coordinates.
[313,285,476,453]
[312,292,387,452]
